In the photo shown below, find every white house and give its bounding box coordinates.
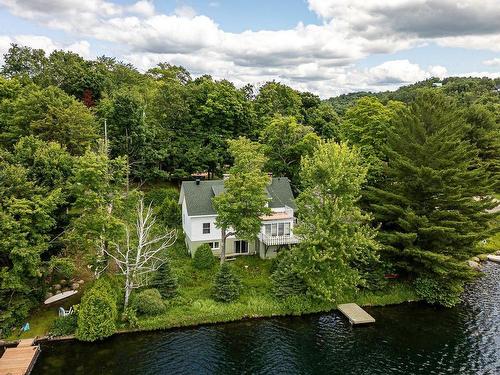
[179,176,299,259]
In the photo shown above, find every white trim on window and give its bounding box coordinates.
[202,222,211,234]
[234,240,248,254]
[208,241,219,250]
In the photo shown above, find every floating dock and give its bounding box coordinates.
[0,339,40,375]
[338,303,375,325]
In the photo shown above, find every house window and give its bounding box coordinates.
[278,223,284,236]
[208,241,219,250]
[264,222,291,237]
[235,240,248,254]
[202,223,210,234]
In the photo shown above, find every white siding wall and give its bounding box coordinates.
[189,215,221,241]
[181,197,193,240]
[182,197,296,243]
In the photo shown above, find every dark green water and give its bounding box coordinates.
[33,263,500,375]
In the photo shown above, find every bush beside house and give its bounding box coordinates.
[193,244,217,270]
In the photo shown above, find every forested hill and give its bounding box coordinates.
[0,44,499,336]
[327,77,500,115]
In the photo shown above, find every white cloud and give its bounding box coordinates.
[174,5,197,19]
[128,0,155,17]
[436,34,500,52]
[367,60,433,84]
[483,57,500,66]
[307,0,500,36]
[0,0,499,97]
[0,35,92,65]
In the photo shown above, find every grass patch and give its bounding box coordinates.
[129,239,419,332]
[483,231,500,252]
[6,292,83,340]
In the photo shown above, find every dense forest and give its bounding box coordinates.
[0,44,498,338]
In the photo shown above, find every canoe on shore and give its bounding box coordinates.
[487,255,500,263]
[44,290,78,305]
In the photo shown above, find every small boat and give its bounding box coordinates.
[487,255,500,264]
[44,290,78,305]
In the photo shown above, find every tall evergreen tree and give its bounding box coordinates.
[152,259,178,299]
[213,263,241,303]
[367,90,498,306]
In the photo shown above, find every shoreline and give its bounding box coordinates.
[3,255,497,348]
[1,294,420,348]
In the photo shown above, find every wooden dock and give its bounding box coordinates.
[0,339,40,375]
[338,303,375,325]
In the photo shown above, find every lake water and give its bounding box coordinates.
[32,263,500,374]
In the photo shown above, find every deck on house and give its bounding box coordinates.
[0,339,40,375]
[338,303,376,325]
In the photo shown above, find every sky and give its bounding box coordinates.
[0,0,499,98]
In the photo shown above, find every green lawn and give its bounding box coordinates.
[6,292,83,340]
[132,239,419,332]
[8,236,419,340]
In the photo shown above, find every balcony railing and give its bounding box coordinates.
[259,233,300,246]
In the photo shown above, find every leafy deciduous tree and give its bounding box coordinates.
[291,141,378,301]
[212,137,271,263]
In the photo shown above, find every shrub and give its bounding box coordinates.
[414,276,464,307]
[50,314,77,336]
[143,188,170,206]
[152,260,178,299]
[132,288,166,316]
[356,259,394,291]
[121,306,139,329]
[49,257,76,279]
[270,251,307,299]
[76,279,118,342]
[213,263,241,303]
[193,244,216,270]
[158,189,181,227]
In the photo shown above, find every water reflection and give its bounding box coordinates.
[33,263,500,375]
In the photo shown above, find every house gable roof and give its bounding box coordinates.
[180,177,296,216]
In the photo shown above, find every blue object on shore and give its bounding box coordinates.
[22,322,30,332]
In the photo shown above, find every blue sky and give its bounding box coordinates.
[0,0,499,97]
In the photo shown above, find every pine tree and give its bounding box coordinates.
[367,90,498,306]
[213,264,241,303]
[152,259,178,299]
[270,250,308,299]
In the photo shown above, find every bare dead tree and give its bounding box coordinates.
[100,198,177,307]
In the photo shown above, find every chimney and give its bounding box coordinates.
[195,178,201,185]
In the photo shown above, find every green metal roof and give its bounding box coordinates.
[180,177,296,216]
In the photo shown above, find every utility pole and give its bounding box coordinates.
[126,127,130,195]
[104,118,108,152]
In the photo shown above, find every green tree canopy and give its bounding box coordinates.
[290,141,378,301]
[254,81,303,126]
[367,90,498,306]
[340,97,405,183]
[212,137,271,263]
[260,115,319,189]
